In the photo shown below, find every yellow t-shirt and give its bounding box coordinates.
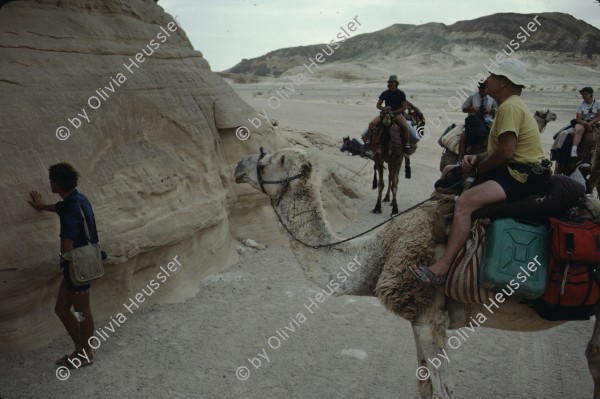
[487,95,544,182]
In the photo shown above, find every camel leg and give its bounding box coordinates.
[390,160,401,215]
[383,173,391,203]
[372,161,384,213]
[411,292,454,399]
[586,307,600,399]
[383,163,391,202]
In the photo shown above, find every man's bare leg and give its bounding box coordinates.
[572,124,585,157]
[71,289,94,358]
[55,280,83,353]
[394,114,410,147]
[369,116,380,131]
[428,180,507,277]
[367,116,381,146]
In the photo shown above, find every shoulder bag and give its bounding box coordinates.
[61,206,104,286]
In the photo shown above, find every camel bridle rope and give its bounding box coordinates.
[255,147,463,249]
[257,147,304,208]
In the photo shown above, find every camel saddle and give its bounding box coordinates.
[443,219,492,303]
[443,174,592,304]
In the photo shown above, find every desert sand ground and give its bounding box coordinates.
[1,70,596,398]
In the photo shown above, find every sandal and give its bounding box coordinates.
[57,354,94,369]
[55,354,70,366]
[409,265,446,285]
[55,350,80,366]
[75,358,93,368]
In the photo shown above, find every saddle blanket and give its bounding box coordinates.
[443,220,493,304]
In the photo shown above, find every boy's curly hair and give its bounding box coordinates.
[49,163,80,191]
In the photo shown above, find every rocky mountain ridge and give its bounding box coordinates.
[224,12,600,79]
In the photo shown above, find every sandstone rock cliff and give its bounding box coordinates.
[0,0,287,352]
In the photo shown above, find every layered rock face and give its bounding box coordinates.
[0,0,286,351]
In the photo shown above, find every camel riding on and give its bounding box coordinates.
[235,147,600,399]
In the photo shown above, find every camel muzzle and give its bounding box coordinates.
[234,171,247,183]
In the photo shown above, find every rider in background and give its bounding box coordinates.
[368,75,411,150]
[571,86,600,158]
[459,81,497,162]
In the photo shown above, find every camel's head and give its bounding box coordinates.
[534,109,557,132]
[234,148,313,199]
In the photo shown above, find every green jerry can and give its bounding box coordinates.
[480,218,548,299]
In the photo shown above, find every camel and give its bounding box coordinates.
[534,109,557,133]
[234,147,600,399]
[368,111,409,215]
[340,134,409,208]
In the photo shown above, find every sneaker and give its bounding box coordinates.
[571,149,578,157]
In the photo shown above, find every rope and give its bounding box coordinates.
[271,178,464,249]
[349,158,372,181]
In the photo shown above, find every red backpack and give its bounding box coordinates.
[533,218,600,321]
[551,217,600,262]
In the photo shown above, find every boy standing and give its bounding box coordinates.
[29,163,98,368]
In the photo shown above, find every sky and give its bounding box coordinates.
[159,0,600,71]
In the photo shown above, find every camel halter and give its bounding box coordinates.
[255,148,464,249]
[256,147,304,207]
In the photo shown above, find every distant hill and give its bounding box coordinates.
[221,12,600,79]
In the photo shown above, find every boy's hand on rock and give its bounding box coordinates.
[28,191,45,210]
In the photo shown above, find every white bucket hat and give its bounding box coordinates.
[489,58,527,87]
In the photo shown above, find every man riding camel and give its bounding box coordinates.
[411,58,545,285]
[367,75,411,151]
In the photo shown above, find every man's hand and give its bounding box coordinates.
[462,155,477,176]
[29,191,46,210]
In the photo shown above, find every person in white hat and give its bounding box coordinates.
[366,75,411,151]
[411,58,545,285]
